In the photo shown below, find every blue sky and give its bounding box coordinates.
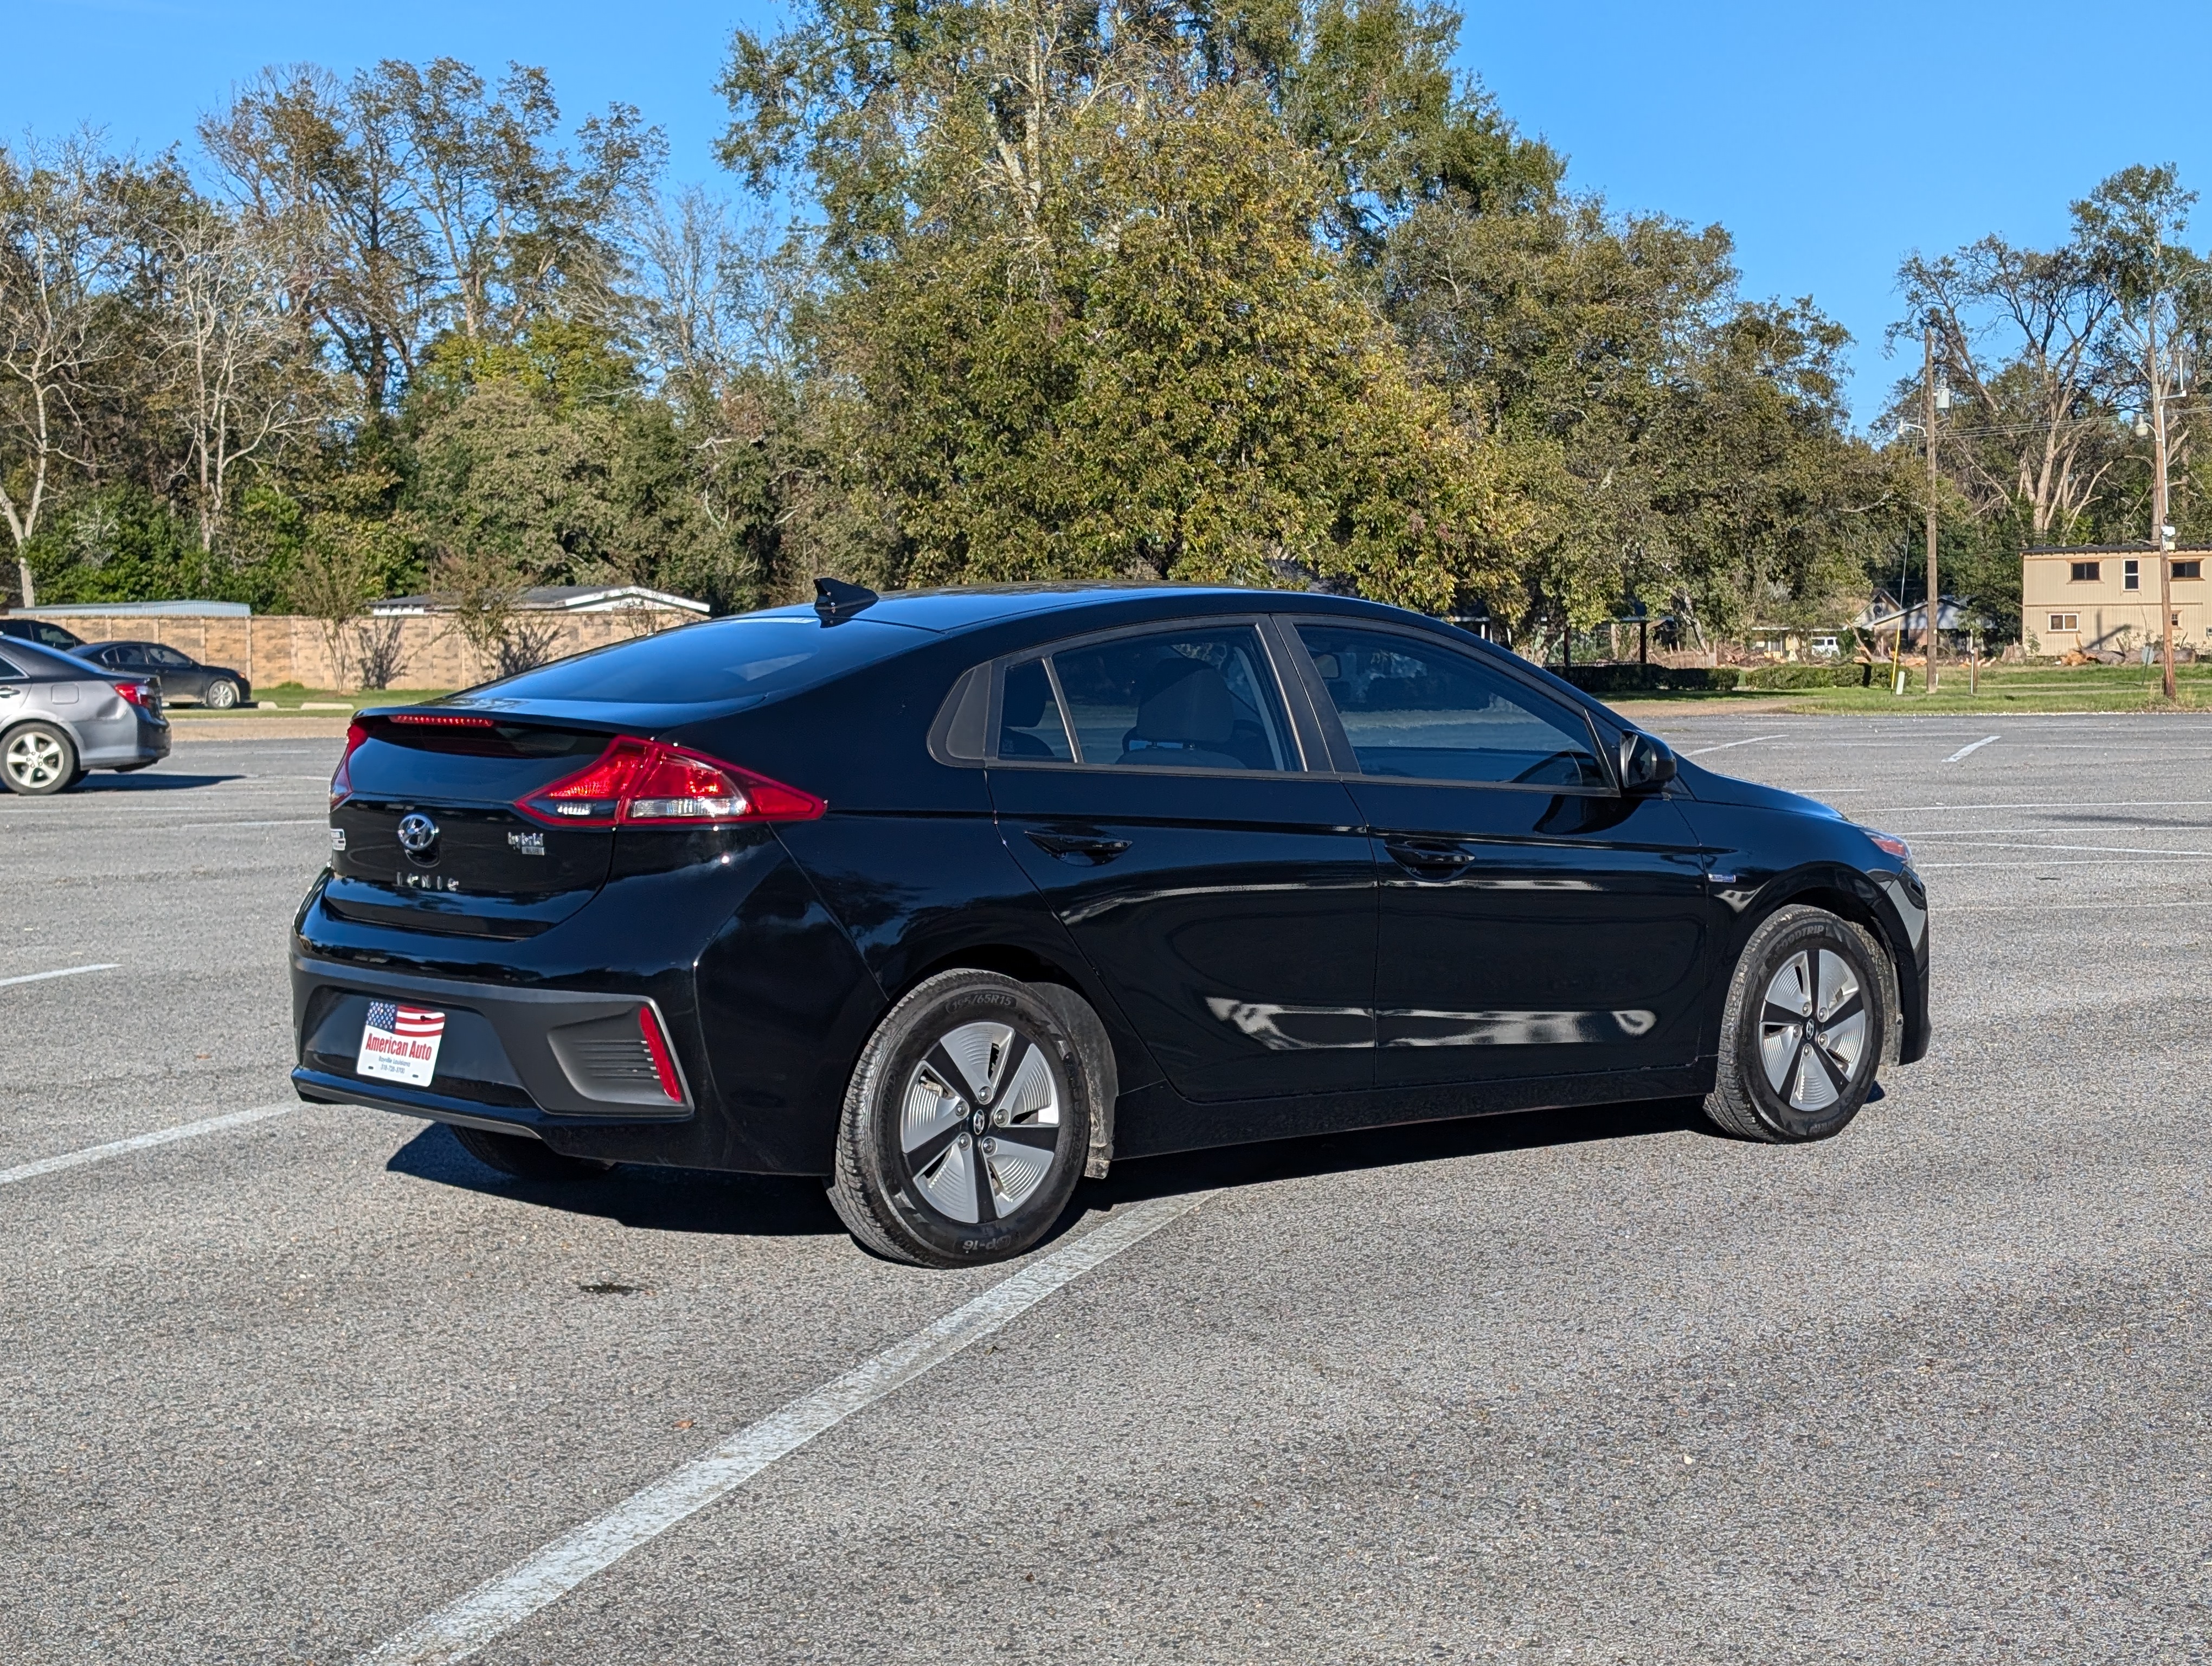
[18,1,2212,423]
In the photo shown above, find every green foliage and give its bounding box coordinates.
[1561,664,1742,694]
[1739,663,1870,689]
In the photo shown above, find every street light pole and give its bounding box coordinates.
[2149,309,2178,700]
[1924,321,1940,693]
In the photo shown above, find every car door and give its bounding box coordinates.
[987,619,1377,1103]
[144,644,204,700]
[1286,619,1716,1088]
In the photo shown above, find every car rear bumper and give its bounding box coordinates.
[290,953,696,1140]
[74,704,169,769]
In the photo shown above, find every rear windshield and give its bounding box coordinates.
[462,615,924,708]
[0,638,99,678]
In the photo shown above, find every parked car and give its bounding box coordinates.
[1,617,87,653]
[81,640,250,708]
[0,637,169,794]
[292,583,1930,1266]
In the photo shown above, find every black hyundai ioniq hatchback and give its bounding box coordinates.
[293,583,1929,1266]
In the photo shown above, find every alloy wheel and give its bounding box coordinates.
[4,729,67,791]
[1758,948,1868,1112]
[898,1020,1060,1225]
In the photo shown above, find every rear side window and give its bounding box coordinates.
[998,659,1074,760]
[465,616,922,708]
[1044,625,1297,772]
[0,653,21,678]
[1296,625,1609,789]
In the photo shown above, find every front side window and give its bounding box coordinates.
[147,645,193,668]
[2070,561,2101,582]
[1296,625,1609,789]
[1047,626,1296,771]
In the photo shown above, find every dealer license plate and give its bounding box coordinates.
[356,1000,446,1087]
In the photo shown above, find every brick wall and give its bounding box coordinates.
[27,609,702,692]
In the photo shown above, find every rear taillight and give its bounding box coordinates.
[389,713,495,728]
[112,681,154,709]
[637,1007,684,1102]
[515,736,824,828]
[331,722,368,809]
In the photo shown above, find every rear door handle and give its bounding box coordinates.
[1383,836,1476,877]
[1026,830,1133,866]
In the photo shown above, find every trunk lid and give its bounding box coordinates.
[327,719,622,939]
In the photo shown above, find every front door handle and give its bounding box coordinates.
[1026,830,1133,866]
[1382,836,1476,878]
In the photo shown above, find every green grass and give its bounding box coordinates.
[1613,661,2212,716]
[171,686,454,716]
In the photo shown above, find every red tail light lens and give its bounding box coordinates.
[112,681,154,709]
[637,1006,684,1102]
[331,722,369,809]
[516,736,825,828]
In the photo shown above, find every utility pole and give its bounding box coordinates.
[2149,306,2178,700]
[1924,320,1940,693]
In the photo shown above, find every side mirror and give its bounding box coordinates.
[1618,731,1676,793]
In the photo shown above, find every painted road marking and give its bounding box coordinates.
[359,1189,1216,1666]
[0,1104,297,1188]
[0,963,118,990]
[1682,734,1786,756]
[1944,735,2002,762]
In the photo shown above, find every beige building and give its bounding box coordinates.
[2023,543,2210,656]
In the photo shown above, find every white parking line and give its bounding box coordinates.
[1682,733,1786,756]
[360,1189,1215,1666]
[0,1103,297,1188]
[0,962,118,990]
[1944,734,2001,762]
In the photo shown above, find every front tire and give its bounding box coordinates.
[1705,905,1889,1143]
[828,970,1092,1267]
[203,678,240,709]
[449,1124,615,1182]
[3,722,78,795]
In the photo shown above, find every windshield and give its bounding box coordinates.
[457,616,926,709]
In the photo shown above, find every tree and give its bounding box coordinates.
[1892,237,2121,544]
[719,0,1529,609]
[0,137,133,606]
[147,199,306,555]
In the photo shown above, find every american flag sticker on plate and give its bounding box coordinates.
[356,999,447,1087]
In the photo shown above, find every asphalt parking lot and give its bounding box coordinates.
[4,713,2209,1664]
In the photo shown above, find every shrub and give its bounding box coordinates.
[1560,664,1744,694]
[1738,663,1870,690]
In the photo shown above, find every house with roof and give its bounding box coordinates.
[2021,544,2209,656]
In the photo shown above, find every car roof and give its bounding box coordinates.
[749,582,1439,636]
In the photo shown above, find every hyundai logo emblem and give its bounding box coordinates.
[397,812,440,857]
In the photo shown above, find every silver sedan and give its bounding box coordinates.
[0,636,170,794]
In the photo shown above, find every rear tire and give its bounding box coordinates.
[449,1124,615,1182]
[828,970,1092,1267]
[2,722,77,796]
[1705,905,1889,1143]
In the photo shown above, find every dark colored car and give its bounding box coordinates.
[1,617,87,652]
[0,637,169,793]
[82,640,251,708]
[292,584,1930,1266]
